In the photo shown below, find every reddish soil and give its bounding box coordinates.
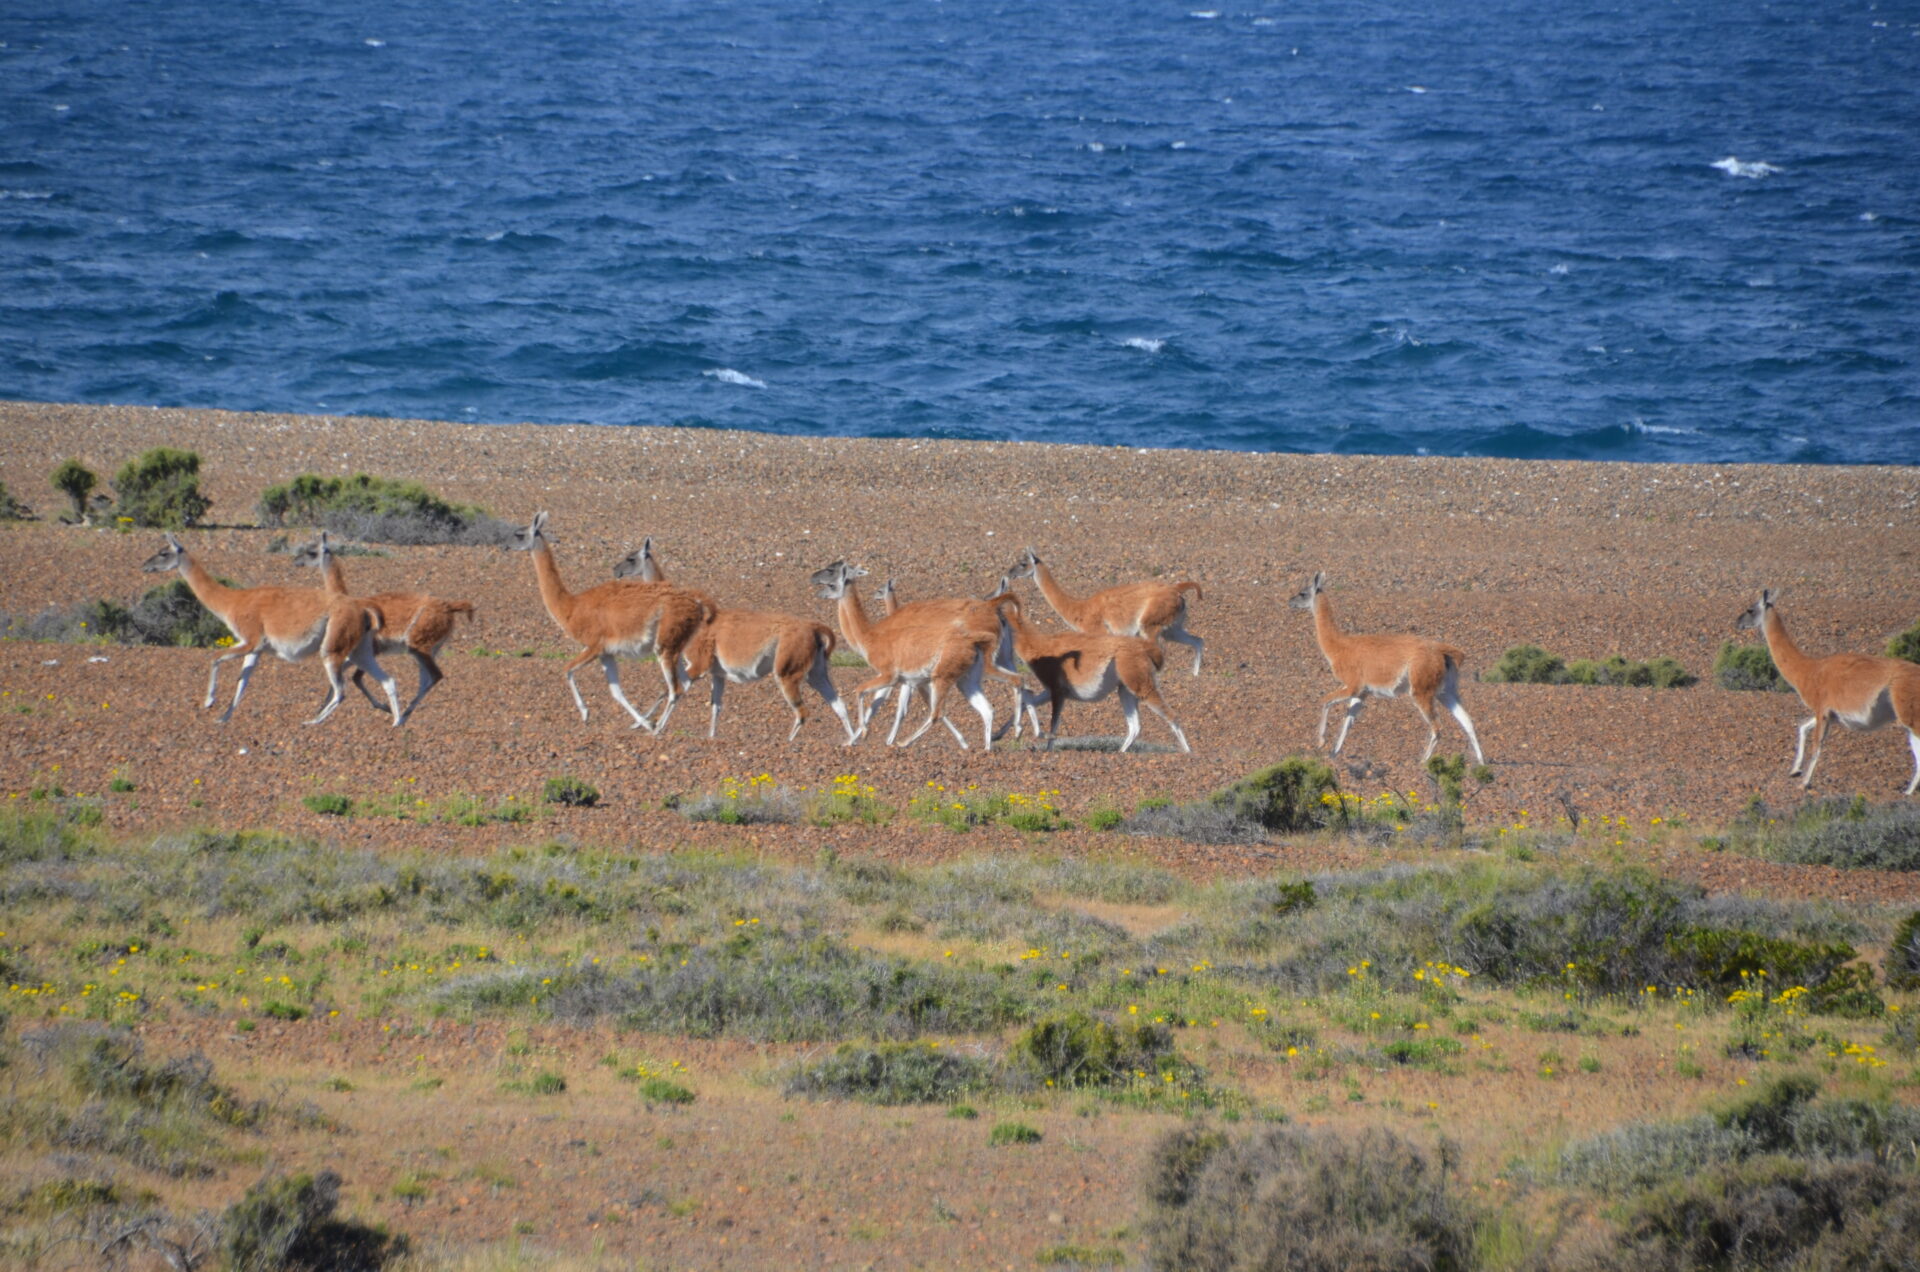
[4,401,1920,1268]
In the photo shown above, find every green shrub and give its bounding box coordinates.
[1487,645,1695,688]
[3,579,231,648]
[1013,1011,1183,1090]
[221,1170,402,1272]
[0,478,25,520]
[785,1041,995,1104]
[256,472,508,545]
[1718,797,1920,873]
[50,458,97,522]
[1210,757,1345,833]
[638,1076,696,1105]
[1608,1155,1920,1272]
[542,776,600,808]
[261,1001,307,1021]
[1485,643,1567,684]
[113,448,211,529]
[1887,619,1920,665]
[303,793,354,817]
[1716,641,1789,692]
[1084,805,1125,832]
[1140,1123,1479,1272]
[1888,912,1920,991]
[988,1121,1042,1146]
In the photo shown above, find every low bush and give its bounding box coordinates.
[1602,1155,1920,1272]
[542,776,600,808]
[989,1121,1042,1146]
[50,458,97,523]
[303,793,354,817]
[1888,911,1920,990]
[3,580,229,648]
[1715,641,1789,692]
[0,478,25,520]
[1013,1011,1189,1090]
[526,935,1029,1042]
[1120,757,1345,844]
[1140,1122,1479,1272]
[1887,618,1920,665]
[785,1041,995,1104]
[256,472,511,545]
[221,1170,402,1272]
[1554,1075,1920,1197]
[1485,644,1695,688]
[637,1076,696,1105]
[113,448,211,529]
[1727,797,1920,873]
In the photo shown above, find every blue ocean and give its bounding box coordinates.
[3,0,1917,465]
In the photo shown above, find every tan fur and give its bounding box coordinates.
[139,533,401,725]
[511,513,712,733]
[1290,572,1484,766]
[611,543,854,743]
[1009,548,1205,674]
[994,595,1189,752]
[1738,590,1920,794]
[813,562,999,749]
[295,534,475,725]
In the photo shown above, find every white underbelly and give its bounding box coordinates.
[1366,671,1411,699]
[725,648,778,683]
[1069,663,1121,703]
[1837,689,1897,731]
[268,631,326,662]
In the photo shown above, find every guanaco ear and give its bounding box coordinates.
[1312,571,1326,590]
[1023,546,1040,565]
[641,536,654,555]
[1760,588,1776,606]
[845,563,869,580]
[530,511,549,536]
[165,532,183,551]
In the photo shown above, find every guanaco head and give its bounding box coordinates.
[611,537,663,582]
[810,560,868,600]
[288,531,334,571]
[1734,588,1777,632]
[1288,571,1327,610]
[1006,547,1041,581]
[507,511,550,552]
[140,532,187,573]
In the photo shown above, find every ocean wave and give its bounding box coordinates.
[704,368,767,389]
[1121,337,1166,354]
[1711,156,1781,179]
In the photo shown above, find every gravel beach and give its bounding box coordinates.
[3,399,1919,900]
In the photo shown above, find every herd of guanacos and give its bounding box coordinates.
[136,512,1920,795]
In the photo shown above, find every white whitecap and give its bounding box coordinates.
[1629,419,1700,437]
[1407,85,1428,94]
[0,189,53,200]
[1121,337,1165,354]
[1860,211,1877,222]
[484,230,506,242]
[704,368,767,389]
[365,38,386,47]
[1189,10,1220,18]
[1086,142,1105,153]
[1711,156,1780,179]
[1549,263,1569,275]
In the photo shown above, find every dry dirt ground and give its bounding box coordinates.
[2,400,1919,1268]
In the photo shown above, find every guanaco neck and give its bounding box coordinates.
[996,595,1043,661]
[1310,593,1351,663]
[1760,609,1816,692]
[529,539,577,629]
[835,580,876,659]
[1031,561,1086,626]
[175,551,245,618]
[319,553,348,598]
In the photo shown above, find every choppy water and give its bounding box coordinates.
[4,0,1918,464]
